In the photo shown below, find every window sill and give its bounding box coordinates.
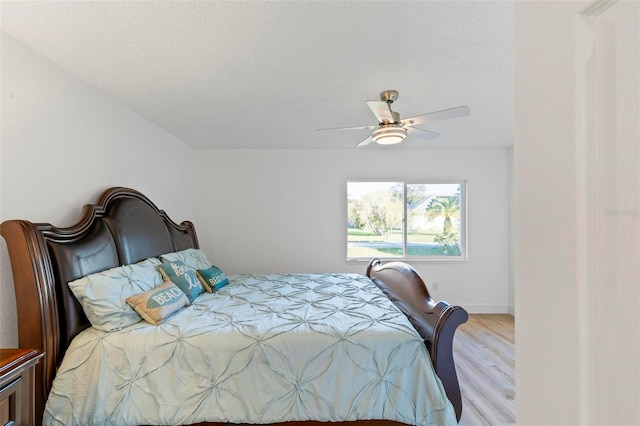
[347,256,468,264]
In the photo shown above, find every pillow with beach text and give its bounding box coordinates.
[196,266,229,292]
[126,281,189,325]
[158,260,205,302]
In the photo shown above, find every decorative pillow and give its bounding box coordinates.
[126,281,190,325]
[68,257,163,332]
[158,261,204,302]
[197,266,229,292]
[159,248,213,271]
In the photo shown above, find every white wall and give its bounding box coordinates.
[195,148,510,312]
[515,1,583,424]
[507,147,514,315]
[0,34,196,348]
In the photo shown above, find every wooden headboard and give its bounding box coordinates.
[0,187,198,422]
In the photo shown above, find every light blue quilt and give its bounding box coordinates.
[44,273,456,425]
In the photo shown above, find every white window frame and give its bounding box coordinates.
[347,180,468,262]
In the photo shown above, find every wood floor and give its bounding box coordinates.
[455,314,515,426]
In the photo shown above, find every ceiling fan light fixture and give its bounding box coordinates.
[372,127,407,145]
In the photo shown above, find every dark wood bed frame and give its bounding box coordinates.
[0,187,468,425]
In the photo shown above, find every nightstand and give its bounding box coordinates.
[0,349,44,426]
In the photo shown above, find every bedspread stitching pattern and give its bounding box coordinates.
[44,273,456,426]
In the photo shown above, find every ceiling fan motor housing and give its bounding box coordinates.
[380,90,399,103]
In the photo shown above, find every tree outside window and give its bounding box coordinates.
[347,181,466,260]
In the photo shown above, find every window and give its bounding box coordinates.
[347,181,467,261]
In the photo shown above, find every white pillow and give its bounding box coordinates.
[159,248,213,271]
[68,257,164,332]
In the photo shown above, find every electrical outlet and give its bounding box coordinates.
[433,282,440,291]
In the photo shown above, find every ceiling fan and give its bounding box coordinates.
[318,90,470,146]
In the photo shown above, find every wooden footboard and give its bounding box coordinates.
[366,258,468,422]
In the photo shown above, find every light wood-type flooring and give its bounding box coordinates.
[456,314,515,426]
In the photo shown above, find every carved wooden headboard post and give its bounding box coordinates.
[0,187,199,424]
[1,220,59,423]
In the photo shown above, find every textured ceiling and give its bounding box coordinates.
[1,1,513,149]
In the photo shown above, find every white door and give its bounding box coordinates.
[515,1,639,424]
[582,1,639,424]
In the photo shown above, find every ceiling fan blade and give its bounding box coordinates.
[357,136,374,147]
[402,105,470,127]
[407,127,441,140]
[366,100,395,124]
[318,124,378,131]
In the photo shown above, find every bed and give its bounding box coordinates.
[0,187,468,425]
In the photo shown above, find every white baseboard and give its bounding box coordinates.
[508,304,515,316]
[458,304,510,314]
